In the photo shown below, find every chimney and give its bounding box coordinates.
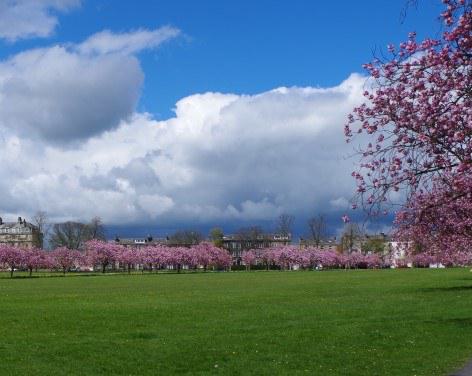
[18,216,22,223]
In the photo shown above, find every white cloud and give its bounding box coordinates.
[329,197,350,209]
[0,73,367,225]
[77,26,181,55]
[0,0,80,42]
[138,194,174,219]
[0,27,179,143]
[0,46,143,143]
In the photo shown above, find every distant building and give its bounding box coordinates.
[113,235,197,248]
[336,232,392,255]
[113,235,167,248]
[0,217,42,248]
[222,233,291,264]
[341,232,413,266]
[299,238,339,252]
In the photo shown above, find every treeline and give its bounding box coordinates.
[241,247,472,270]
[0,240,232,277]
[1,240,467,278]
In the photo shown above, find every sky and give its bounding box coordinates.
[0,0,444,239]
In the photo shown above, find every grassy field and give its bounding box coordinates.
[1,269,472,375]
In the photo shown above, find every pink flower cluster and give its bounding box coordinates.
[0,240,232,277]
[345,1,472,260]
[394,175,472,261]
[241,247,385,270]
[85,240,233,273]
[410,251,472,267]
[0,245,59,277]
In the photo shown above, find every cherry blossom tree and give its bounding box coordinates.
[0,245,24,278]
[194,242,212,271]
[345,0,472,260]
[117,247,139,274]
[51,247,83,275]
[85,240,120,273]
[241,250,257,270]
[23,247,47,277]
[412,253,435,268]
[205,242,232,270]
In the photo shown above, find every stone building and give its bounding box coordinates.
[113,235,167,248]
[222,233,291,264]
[299,238,339,252]
[0,217,42,248]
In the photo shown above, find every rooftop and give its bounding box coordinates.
[0,217,38,231]
[223,233,291,241]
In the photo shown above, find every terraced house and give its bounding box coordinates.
[223,232,292,264]
[0,217,42,248]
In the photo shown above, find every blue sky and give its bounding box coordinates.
[1,0,443,118]
[0,0,444,238]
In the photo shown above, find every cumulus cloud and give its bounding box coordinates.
[0,46,143,143]
[0,26,179,143]
[0,0,80,42]
[0,74,367,225]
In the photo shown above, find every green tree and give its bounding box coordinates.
[363,238,386,254]
[209,227,224,247]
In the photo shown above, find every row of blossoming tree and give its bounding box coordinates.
[1,240,470,277]
[243,246,472,270]
[241,248,385,271]
[0,240,232,278]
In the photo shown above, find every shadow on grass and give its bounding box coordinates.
[0,270,229,280]
[425,317,472,327]
[419,285,472,293]
[128,332,159,340]
[2,273,105,280]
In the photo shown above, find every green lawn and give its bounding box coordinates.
[1,269,472,375]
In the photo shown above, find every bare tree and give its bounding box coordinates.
[275,214,294,237]
[49,217,106,250]
[307,214,327,246]
[341,222,363,254]
[236,226,263,241]
[235,226,265,252]
[168,230,203,246]
[32,210,51,249]
[49,221,90,250]
[87,216,106,241]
